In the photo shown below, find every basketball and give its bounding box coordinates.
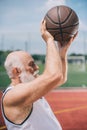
[44,5,79,43]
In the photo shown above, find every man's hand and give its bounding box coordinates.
[41,20,54,43]
[58,32,78,58]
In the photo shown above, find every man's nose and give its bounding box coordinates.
[34,64,39,71]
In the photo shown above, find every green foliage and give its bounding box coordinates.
[32,54,45,64]
[0,65,5,71]
[38,63,44,74]
[0,50,12,66]
[0,73,10,90]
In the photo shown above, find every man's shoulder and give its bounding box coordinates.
[2,86,13,99]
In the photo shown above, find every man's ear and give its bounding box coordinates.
[12,68,21,77]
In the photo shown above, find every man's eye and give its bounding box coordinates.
[32,63,35,67]
[29,62,35,67]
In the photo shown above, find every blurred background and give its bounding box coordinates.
[0,0,87,89]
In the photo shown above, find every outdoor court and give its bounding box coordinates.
[0,88,87,130]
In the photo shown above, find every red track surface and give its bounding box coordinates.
[46,89,87,130]
[0,88,87,130]
[0,91,6,130]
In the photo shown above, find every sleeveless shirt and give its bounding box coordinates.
[1,86,62,130]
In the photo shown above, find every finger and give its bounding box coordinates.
[40,20,44,34]
[73,31,78,40]
[40,20,46,35]
[63,38,73,48]
[43,20,46,30]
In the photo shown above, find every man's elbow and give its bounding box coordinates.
[52,71,63,84]
[59,76,67,86]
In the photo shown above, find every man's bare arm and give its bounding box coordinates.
[57,33,78,86]
[4,21,62,107]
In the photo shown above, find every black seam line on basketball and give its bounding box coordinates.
[47,7,72,25]
[61,32,75,35]
[60,9,73,24]
[61,22,79,27]
[47,23,79,30]
[58,6,63,42]
[46,13,79,27]
[46,14,59,25]
[54,32,75,35]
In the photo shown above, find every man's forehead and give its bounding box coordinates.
[16,51,34,64]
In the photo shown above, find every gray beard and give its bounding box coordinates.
[19,71,35,83]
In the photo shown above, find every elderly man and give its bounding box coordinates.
[1,20,77,130]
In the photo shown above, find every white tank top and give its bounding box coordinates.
[1,86,62,130]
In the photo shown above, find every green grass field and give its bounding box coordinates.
[61,71,87,87]
[0,63,87,90]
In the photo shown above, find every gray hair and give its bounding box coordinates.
[4,53,24,78]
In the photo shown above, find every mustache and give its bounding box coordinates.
[33,70,39,76]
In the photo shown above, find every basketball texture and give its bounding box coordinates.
[44,5,79,43]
